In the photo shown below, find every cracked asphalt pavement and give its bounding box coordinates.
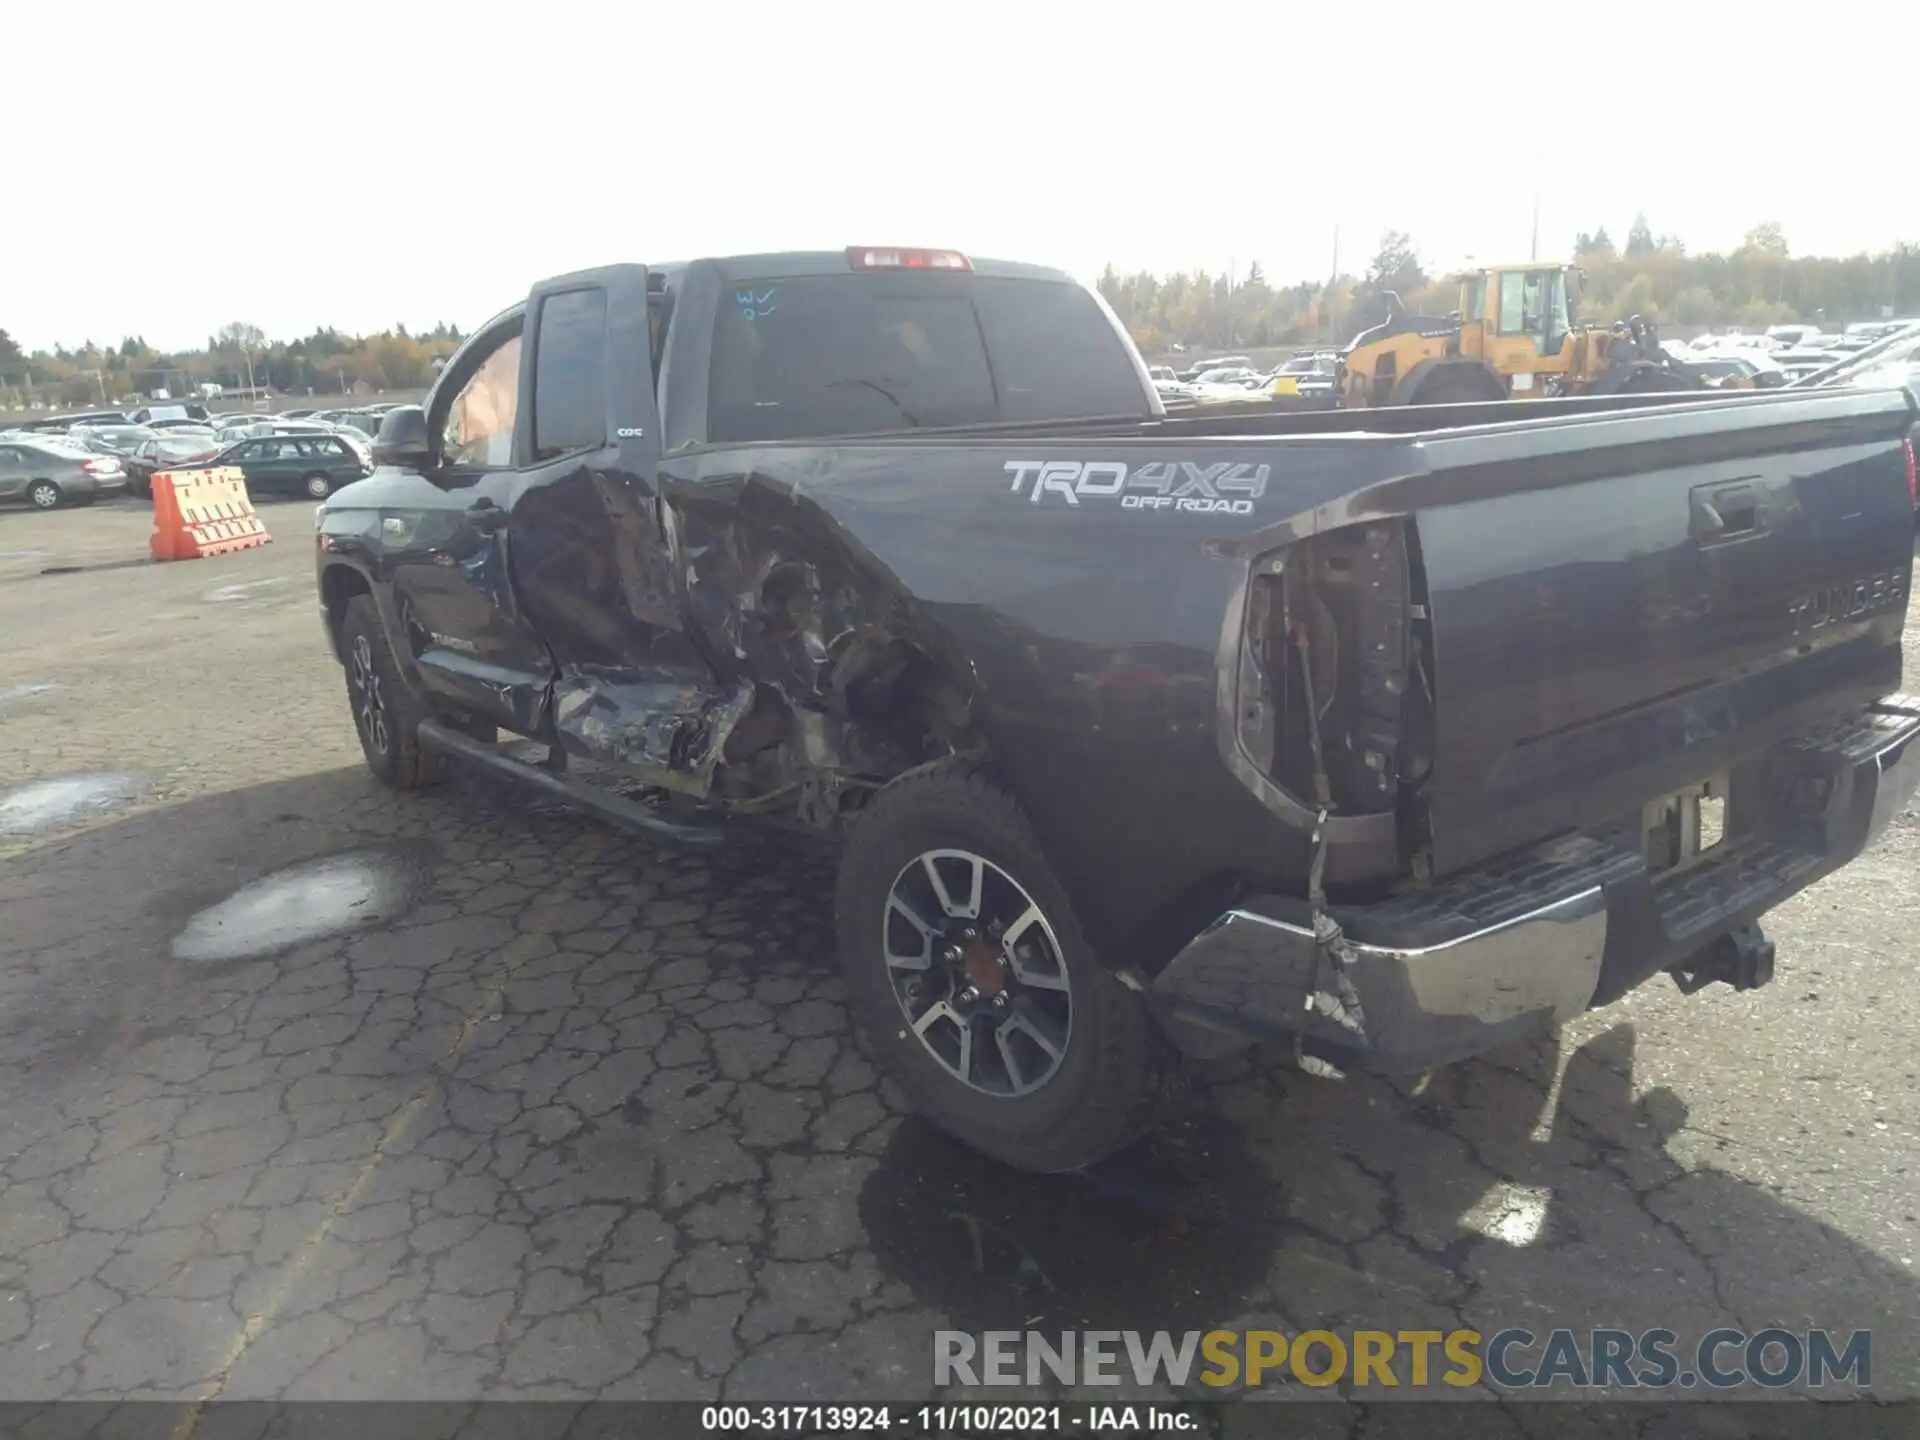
[1,502,1916,1414]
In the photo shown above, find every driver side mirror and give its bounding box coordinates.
[370,406,431,469]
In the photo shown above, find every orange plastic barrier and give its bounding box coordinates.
[150,468,272,562]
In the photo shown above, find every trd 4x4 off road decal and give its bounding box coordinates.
[1004,460,1270,514]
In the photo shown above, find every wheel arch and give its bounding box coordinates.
[319,560,374,664]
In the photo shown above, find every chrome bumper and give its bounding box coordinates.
[1149,695,1920,1071]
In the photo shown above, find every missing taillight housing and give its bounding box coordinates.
[1237,521,1422,818]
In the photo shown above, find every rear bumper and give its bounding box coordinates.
[1148,694,1920,1072]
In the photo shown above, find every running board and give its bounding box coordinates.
[416,720,726,851]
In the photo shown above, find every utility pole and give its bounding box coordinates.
[1226,255,1235,348]
[1328,224,1341,345]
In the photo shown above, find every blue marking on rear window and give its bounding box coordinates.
[735,288,778,321]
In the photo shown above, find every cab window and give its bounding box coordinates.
[1497,272,1533,335]
[1544,274,1572,354]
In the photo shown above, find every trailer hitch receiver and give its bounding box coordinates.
[1670,922,1776,995]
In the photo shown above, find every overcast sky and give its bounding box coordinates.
[9,1,1912,351]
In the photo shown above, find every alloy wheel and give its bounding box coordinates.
[348,632,390,756]
[883,849,1072,1097]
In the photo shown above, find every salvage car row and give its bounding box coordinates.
[0,405,391,507]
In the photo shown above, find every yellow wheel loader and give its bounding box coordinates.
[1336,262,1728,407]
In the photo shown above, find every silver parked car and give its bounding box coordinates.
[0,437,127,509]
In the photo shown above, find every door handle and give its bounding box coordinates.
[467,500,506,534]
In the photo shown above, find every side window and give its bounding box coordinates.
[1497,272,1528,335]
[236,440,265,460]
[442,332,523,468]
[532,288,608,461]
[1520,273,1546,333]
[1464,277,1488,322]
[316,438,345,458]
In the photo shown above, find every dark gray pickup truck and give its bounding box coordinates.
[314,247,1920,1173]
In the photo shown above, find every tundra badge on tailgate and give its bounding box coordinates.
[1787,571,1907,634]
[1004,460,1269,515]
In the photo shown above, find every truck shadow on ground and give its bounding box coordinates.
[861,1026,1920,1423]
[0,765,1912,1415]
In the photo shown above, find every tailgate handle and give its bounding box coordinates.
[467,498,507,534]
[1690,481,1766,544]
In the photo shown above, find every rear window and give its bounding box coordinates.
[707,274,1145,443]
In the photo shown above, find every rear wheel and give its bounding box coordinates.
[1617,365,1693,394]
[835,762,1169,1173]
[304,473,333,500]
[27,480,61,510]
[339,594,445,790]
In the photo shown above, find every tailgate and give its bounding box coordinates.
[1410,388,1917,875]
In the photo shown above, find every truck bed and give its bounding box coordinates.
[702,384,1916,893]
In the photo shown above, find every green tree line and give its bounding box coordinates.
[1099,220,1920,358]
[0,321,465,411]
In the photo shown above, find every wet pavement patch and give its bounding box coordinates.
[860,1113,1289,1334]
[0,772,150,837]
[0,681,58,710]
[172,851,416,963]
[201,576,294,604]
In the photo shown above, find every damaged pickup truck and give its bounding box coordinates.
[315,246,1920,1173]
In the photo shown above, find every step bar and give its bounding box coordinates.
[417,720,726,850]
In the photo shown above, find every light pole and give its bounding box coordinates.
[1530,149,1544,261]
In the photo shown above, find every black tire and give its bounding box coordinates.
[303,473,333,500]
[339,594,445,790]
[1617,365,1693,394]
[1402,364,1506,406]
[835,761,1169,1173]
[27,480,62,510]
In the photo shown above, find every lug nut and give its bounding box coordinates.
[958,985,980,1003]
[991,993,1009,1010]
